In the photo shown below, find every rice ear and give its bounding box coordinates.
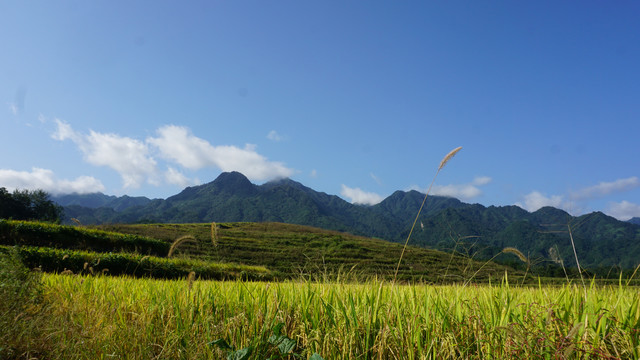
[438,146,462,171]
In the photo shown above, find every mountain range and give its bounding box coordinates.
[53,171,640,270]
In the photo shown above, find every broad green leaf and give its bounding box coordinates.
[278,337,296,354]
[228,347,252,360]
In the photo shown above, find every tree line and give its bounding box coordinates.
[0,188,63,223]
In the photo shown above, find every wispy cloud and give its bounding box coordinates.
[516,177,640,215]
[8,87,26,115]
[570,177,640,200]
[8,103,18,115]
[0,167,104,194]
[412,176,492,201]
[267,130,284,142]
[340,184,384,205]
[607,201,640,221]
[370,173,382,186]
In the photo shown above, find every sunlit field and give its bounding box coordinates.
[20,274,637,359]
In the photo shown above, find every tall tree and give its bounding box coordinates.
[0,188,63,223]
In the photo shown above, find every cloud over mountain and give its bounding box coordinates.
[51,121,294,189]
[341,185,384,205]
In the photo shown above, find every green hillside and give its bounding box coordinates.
[0,219,518,282]
[95,222,515,282]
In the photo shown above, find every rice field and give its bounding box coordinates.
[26,273,640,359]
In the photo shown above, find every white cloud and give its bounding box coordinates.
[571,177,640,200]
[0,167,104,194]
[413,176,492,201]
[84,131,158,188]
[164,167,196,187]
[310,169,318,178]
[340,185,384,205]
[148,125,294,181]
[52,120,158,188]
[51,121,294,189]
[515,191,570,212]
[51,118,79,142]
[607,201,640,221]
[472,176,492,186]
[267,130,283,142]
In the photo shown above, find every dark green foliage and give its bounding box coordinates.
[0,219,169,256]
[0,187,63,223]
[6,245,272,281]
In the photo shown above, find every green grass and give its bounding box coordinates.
[5,273,639,359]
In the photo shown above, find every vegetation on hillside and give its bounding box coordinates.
[96,222,518,283]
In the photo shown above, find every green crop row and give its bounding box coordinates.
[0,245,274,281]
[0,219,169,256]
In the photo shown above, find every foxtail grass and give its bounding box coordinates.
[211,222,218,247]
[168,235,197,258]
[393,146,462,284]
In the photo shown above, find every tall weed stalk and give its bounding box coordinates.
[392,146,462,285]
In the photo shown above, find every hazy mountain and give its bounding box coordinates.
[55,171,640,270]
[628,217,640,226]
[52,193,152,212]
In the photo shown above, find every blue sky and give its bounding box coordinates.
[1,1,639,220]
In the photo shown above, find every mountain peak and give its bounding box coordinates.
[209,171,256,195]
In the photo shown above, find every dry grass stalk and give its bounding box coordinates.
[393,146,462,285]
[167,235,197,258]
[438,146,462,171]
[502,247,528,264]
[211,222,218,247]
[71,218,82,226]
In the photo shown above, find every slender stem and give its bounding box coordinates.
[392,169,440,285]
[567,223,587,299]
